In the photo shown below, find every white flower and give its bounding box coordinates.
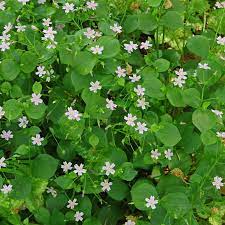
[134,85,145,96]
[102,162,115,176]
[151,149,161,160]
[124,41,138,53]
[137,98,149,110]
[0,41,10,52]
[0,1,6,11]
[212,176,224,189]
[0,157,6,168]
[140,40,152,50]
[46,187,57,197]
[38,0,46,4]
[42,27,57,41]
[172,77,186,88]
[101,179,112,192]
[0,106,5,119]
[1,184,12,194]
[89,81,102,93]
[15,24,26,32]
[164,149,173,160]
[172,68,187,88]
[125,220,136,225]
[145,196,158,209]
[31,134,44,146]
[212,109,223,118]
[74,163,86,176]
[135,122,148,134]
[31,93,43,105]
[129,73,141,82]
[90,45,104,55]
[110,23,122,34]
[198,63,211,70]
[217,36,225,45]
[115,66,126,78]
[216,131,225,139]
[65,107,82,121]
[42,18,52,27]
[61,161,73,173]
[18,116,29,128]
[86,1,98,10]
[18,0,30,5]
[124,113,137,127]
[215,2,225,8]
[106,98,117,111]
[175,68,187,79]
[1,130,13,141]
[74,211,84,222]
[67,198,78,209]
[84,27,96,39]
[94,31,102,38]
[3,23,13,34]
[0,33,10,41]
[63,2,75,13]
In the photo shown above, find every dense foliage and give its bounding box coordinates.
[0,0,225,224]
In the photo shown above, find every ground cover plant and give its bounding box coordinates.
[0,0,225,224]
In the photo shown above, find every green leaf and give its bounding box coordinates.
[95,36,120,59]
[72,51,97,75]
[89,134,99,147]
[119,162,137,181]
[156,122,181,146]
[138,14,157,32]
[200,130,217,145]
[32,82,42,94]
[34,207,50,225]
[25,102,47,120]
[161,192,192,218]
[3,99,23,120]
[183,88,201,108]
[50,210,65,225]
[46,194,67,211]
[161,11,183,30]
[192,109,217,132]
[131,179,157,211]
[187,35,209,58]
[20,51,38,73]
[78,196,92,217]
[123,15,139,33]
[153,58,170,72]
[167,87,186,107]
[31,154,59,179]
[0,59,20,81]
[147,0,162,7]
[108,180,129,201]
[83,218,101,225]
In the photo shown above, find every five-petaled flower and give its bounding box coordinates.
[151,149,161,160]
[102,162,115,176]
[31,93,43,105]
[164,149,173,160]
[67,198,78,209]
[74,211,84,222]
[86,1,98,10]
[0,157,6,169]
[1,184,12,194]
[145,195,158,209]
[31,134,44,146]
[89,81,102,93]
[1,130,13,141]
[124,113,137,127]
[90,45,104,55]
[65,107,82,121]
[106,98,117,111]
[212,176,224,189]
[101,179,112,192]
[63,2,75,13]
[61,161,73,173]
[74,163,86,176]
[135,122,148,134]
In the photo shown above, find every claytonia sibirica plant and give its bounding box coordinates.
[0,0,225,224]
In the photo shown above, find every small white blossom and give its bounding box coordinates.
[0,41,10,52]
[38,0,46,4]
[15,24,26,32]
[89,81,102,93]
[84,27,96,39]
[198,63,211,70]
[65,107,82,121]
[137,98,149,110]
[212,176,224,189]
[61,161,73,173]
[217,36,225,45]
[101,179,112,192]
[215,1,225,8]
[172,68,187,88]
[151,149,161,160]
[0,157,6,169]
[124,113,137,127]
[212,109,223,118]
[42,27,57,41]
[86,1,98,10]
[106,98,117,111]
[110,23,122,34]
[140,40,152,50]
[0,1,6,11]
[90,45,104,55]
[74,211,84,222]
[36,66,47,77]
[145,196,158,209]
[125,220,136,225]
[1,130,13,141]
[42,18,52,27]
[74,163,86,176]
[164,149,173,160]
[63,2,75,13]
[115,66,126,78]
[124,41,138,53]
[31,93,43,105]
[0,106,5,119]
[18,0,30,5]
[1,184,12,194]
[102,162,115,176]
[135,122,148,134]
[67,199,78,209]
[3,23,13,34]
[31,134,44,146]
[129,73,141,82]
[216,131,225,139]
[134,85,145,96]
[18,116,29,128]
[46,187,57,197]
